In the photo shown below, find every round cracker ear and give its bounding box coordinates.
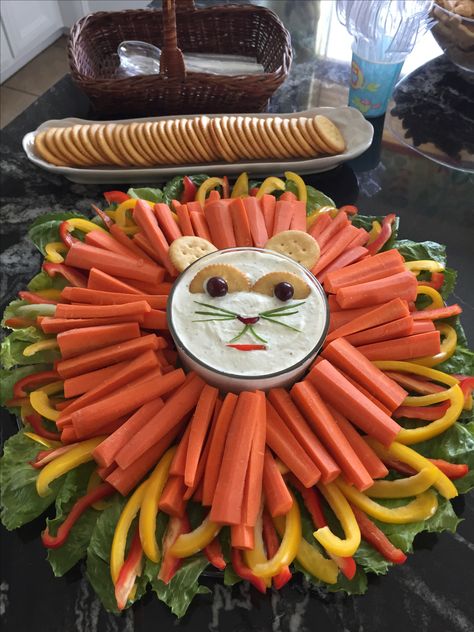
[265,230,320,270]
[251,271,310,298]
[189,264,251,294]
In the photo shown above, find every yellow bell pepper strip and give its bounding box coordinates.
[36,436,105,497]
[414,323,457,368]
[367,220,382,244]
[20,402,34,423]
[243,509,271,587]
[87,469,113,511]
[313,482,360,558]
[367,214,396,255]
[111,479,149,584]
[45,242,68,263]
[250,491,301,578]
[29,381,64,422]
[67,217,108,235]
[284,171,307,204]
[255,176,286,200]
[405,260,445,273]
[139,447,176,563]
[373,360,459,387]
[195,177,226,206]
[365,467,437,498]
[306,209,320,230]
[336,479,438,524]
[23,339,59,358]
[169,514,221,558]
[402,387,454,407]
[416,285,444,310]
[24,432,61,449]
[365,438,458,500]
[231,172,249,198]
[261,509,291,588]
[115,198,153,227]
[275,516,338,584]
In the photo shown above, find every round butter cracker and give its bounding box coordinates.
[265,230,320,269]
[170,236,218,272]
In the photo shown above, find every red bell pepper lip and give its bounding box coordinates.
[103,190,130,204]
[262,509,292,588]
[226,344,267,351]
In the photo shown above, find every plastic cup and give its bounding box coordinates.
[349,48,404,118]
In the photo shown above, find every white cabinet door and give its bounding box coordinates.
[0,21,14,69]
[1,0,63,58]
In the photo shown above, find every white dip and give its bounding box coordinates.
[169,249,327,377]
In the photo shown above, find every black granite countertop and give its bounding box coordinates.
[1,2,473,631]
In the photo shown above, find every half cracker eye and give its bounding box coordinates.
[189,264,251,294]
[251,271,310,298]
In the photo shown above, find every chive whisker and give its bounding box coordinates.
[192,317,235,322]
[260,315,301,332]
[228,325,249,343]
[260,301,306,316]
[249,326,267,343]
[193,301,238,316]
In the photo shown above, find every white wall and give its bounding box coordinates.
[59,0,149,27]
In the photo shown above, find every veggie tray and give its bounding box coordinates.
[1,172,473,618]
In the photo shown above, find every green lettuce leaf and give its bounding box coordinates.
[28,212,88,256]
[352,214,400,250]
[0,363,50,409]
[127,187,163,203]
[46,463,103,577]
[438,345,474,375]
[27,271,68,292]
[0,430,60,530]
[1,300,29,327]
[162,175,209,205]
[0,327,60,369]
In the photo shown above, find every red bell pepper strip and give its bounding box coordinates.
[339,205,358,215]
[429,459,469,480]
[42,262,88,288]
[115,526,144,610]
[4,317,37,329]
[180,176,198,204]
[393,402,450,421]
[104,191,131,205]
[42,482,115,548]
[5,397,30,408]
[59,221,80,248]
[289,476,356,580]
[231,548,266,593]
[412,304,462,320]
[417,272,444,290]
[350,504,407,564]
[91,203,114,228]
[30,444,77,469]
[18,291,58,305]
[204,536,226,570]
[14,370,60,398]
[453,375,474,405]
[158,514,191,584]
[249,187,259,197]
[366,214,396,256]
[226,344,266,351]
[262,509,292,589]
[24,412,61,442]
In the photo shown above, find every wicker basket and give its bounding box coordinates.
[68,0,292,118]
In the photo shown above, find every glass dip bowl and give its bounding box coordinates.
[167,247,329,393]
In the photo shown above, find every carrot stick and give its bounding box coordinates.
[319,246,368,284]
[132,232,164,265]
[184,385,219,488]
[66,241,161,284]
[57,322,140,359]
[205,190,221,204]
[40,315,144,334]
[169,425,191,477]
[69,367,181,438]
[272,200,294,235]
[326,405,388,479]
[97,463,116,480]
[328,305,384,332]
[204,200,237,249]
[316,211,349,250]
[107,422,183,496]
[183,425,213,501]
[268,388,340,483]
[383,371,445,395]
[265,400,321,488]
[109,223,158,263]
[64,361,128,398]
[261,194,276,236]
[326,298,411,343]
[202,393,238,506]
[56,334,164,379]
[159,476,187,517]
[312,224,360,275]
[243,197,269,247]
[411,320,436,334]
[357,331,441,361]
[210,392,260,525]
[132,199,177,277]
[230,198,253,247]
[306,359,401,445]
[241,391,266,527]
[154,203,182,243]
[289,201,306,231]
[175,204,194,236]
[87,268,142,294]
[231,524,254,550]
[93,397,165,467]
[328,294,343,312]
[263,448,293,517]
[190,211,212,241]
[85,230,143,260]
[61,349,159,415]
[187,201,203,214]
[61,287,168,310]
[280,191,297,201]
[334,368,393,416]
[336,270,418,309]
[55,301,150,320]
[412,305,462,320]
[324,249,405,294]
[348,227,370,248]
[346,316,414,347]
[308,212,332,240]
[115,373,205,470]
[141,309,168,330]
[117,277,172,296]
[322,337,407,411]
[290,381,373,491]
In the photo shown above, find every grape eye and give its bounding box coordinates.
[206,276,228,297]
[274,282,294,301]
